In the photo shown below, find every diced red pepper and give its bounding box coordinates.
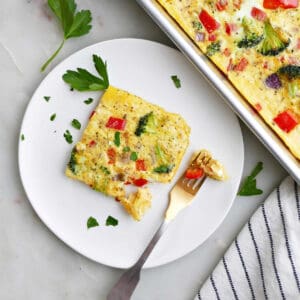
[263,61,269,69]
[234,58,248,72]
[199,10,220,33]
[254,103,262,112]
[251,7,267,21]
[223,48,231,57]
[185,168,204,179]
[105,117,126,131]
[89,140,97,147]
[89,110,96,120]
[208,33,217,41]
[107,148,116,164]
[263,0,298,9]
[136,159,146,171]
[132,178,148,187]
[216,0,228,11]
[273,110,298,132]
[225,22,237,35]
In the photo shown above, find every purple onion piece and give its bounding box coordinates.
[195,32,205,42]
[265,73,282,89]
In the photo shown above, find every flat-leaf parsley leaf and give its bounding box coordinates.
[71,119,81,130]
[114,132,121,147]
[62,54,109,91]
[41,0,92,71]
[106,216,118,226]
[50,113,56,121]
[238,162,263,196]
[64,129,73,144]
[84,97,94,104]
[171,75,181,88]
[87,216,99,229]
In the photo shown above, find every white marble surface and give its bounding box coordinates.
[0,1,287,299]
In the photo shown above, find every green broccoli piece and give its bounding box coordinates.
[259,19,290,56]
[206,41,221,57]
[153,164,175,174]
[237,17,263,48]
[135,112,157,136]
[278,65,300,80]
[68,147,78,174]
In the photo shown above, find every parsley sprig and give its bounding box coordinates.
[62,54,109,91]
[238,162,263,196]
[41,0,92,72]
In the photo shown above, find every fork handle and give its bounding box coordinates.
[107,221,169,300]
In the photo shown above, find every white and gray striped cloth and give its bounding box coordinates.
[196,176,300,300]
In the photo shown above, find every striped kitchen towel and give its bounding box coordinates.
[196,176,300,300]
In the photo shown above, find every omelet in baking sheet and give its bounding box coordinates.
[157,0,300,159]
[66,86,190,220]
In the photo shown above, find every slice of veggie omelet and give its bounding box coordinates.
[66,86,190,220]
[157,0,300,159]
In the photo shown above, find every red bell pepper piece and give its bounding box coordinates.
[223,48,231,57]
[216,0,228,11]
[199,10,220,33]
[234,58,248,72]
[136,159,146,171]
[185,167,204,179]
[89,140,97,147]
[107,148,116,164]
[251,7,267,21]
[105,117,126,131]
[132,178,148,187]
[225,23,237,36]
[273,110,298,132]
[208,33,217,41]
[263,0,298,9]
[254,103,262,112]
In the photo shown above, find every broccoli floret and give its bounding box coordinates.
[153,164,175,174]
[237,17,263,48]
[135,112,157,136]
[68,147,78,174]
[259,19,290,56]
[278,65,300,80]
[206,41,221,57]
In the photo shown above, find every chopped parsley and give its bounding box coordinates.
[206,41,221,57]
[100,166,110,175]
[106,215,118,226]
[123,146,130,152]
[238,162,263,196]
[64,130,73,144]
[171,75,181,88]
[44,96,50,102]
[71,119,81,130]
[84,97,94,104]
[130,152,138,161]
[192,20,203,30]
[87,217,99,229]
[153,164,174,174]
[50,113,56,121]
[20,134,25,141]
[114,132,121,147]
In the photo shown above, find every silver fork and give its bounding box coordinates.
[107,153,207,300]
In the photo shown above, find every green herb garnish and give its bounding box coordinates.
[123,146,130,152]
[114,132,121,147]
[71,119,81,130]
[21,134,25,141]
[106,216,118,226]
[171,75,181,88]
[84,97,94,104]
[130,152,138,161]
[50,113,56,121]
[238,162,263,196]
[41,0,92,71]
[64,130,73,144]
[153,164,174,174]
[206,41,221,57]
[100,166,110,175]
[192,20,202,30]
[68,147,77,174]
[62,54,109,91]
[44,96,51,102]
[155,145,166,163]
[87,216,99,229]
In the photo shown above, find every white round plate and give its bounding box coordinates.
[19,39,244,268]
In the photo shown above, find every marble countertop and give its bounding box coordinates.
[0,1,287,299]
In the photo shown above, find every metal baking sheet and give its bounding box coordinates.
[137,0,300,184]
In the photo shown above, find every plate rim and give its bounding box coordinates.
[18,38,244,269]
